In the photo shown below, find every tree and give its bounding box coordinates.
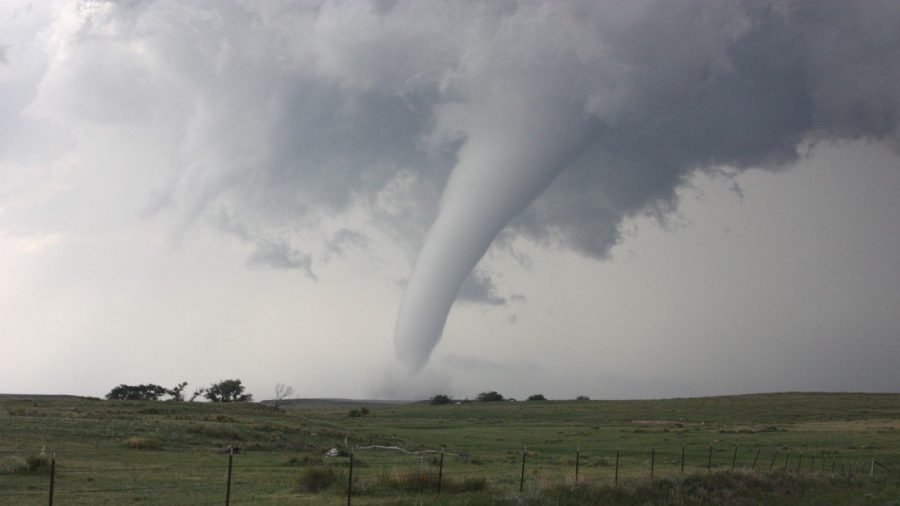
[576,395,590,401]
[273,383,295,409]
[430,394,452,405]
[476,391,504,402]
[106,384,169,401]
[203,379,253,402]
[167,382,188,402]
[527,394,546,401]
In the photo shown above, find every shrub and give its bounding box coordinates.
[527,394,546,401]
[430,394,452,405]
[477,391,504,402]
[296,465,343,493]
[125,436,161,450]
[26,455,51,473]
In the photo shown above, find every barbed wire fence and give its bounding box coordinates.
[0,443,895,505]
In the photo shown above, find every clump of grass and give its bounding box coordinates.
[1,454,52,474]
[296,465,344,493]
[0,456,29,474]
[373,469,487,494]
[378,469,438,492]
[285,454,323,467]
[126,436,161,449]
[186,423,243,441]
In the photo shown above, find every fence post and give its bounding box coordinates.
[731,446,737,471]
[574,447,579,486]
[797,451,802,473]
[519,447,526,492]
[614,449,620,485]
[870,458,875,478]
[831,459,835,475]
[783,450,790,471]
[48,448,56,506]
[347,450,354,506]
[769,451,777,471]
[810,454,815,471]
[681,446,685,473]
[707,446,712,472]
[751,449,760,470]
[437,447,444,495]
[650,448,655,480]
[225,447,234,506]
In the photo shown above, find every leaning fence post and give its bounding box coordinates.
[437,447,444,495]
[769,451,778,471]
[751,449,760,470]
[225,446,234,506]
[650,448,655,480]
[48,448,56,506]
[681,446,685,473]
[575,447,580,486]
[614,448,620,485]
[347,450,354,506]
[784,450,790,471]
[707,446,712,473]
[731,446,737,471]
[519,446,527,492]
[870,458,875,478]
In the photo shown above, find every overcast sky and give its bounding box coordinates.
[1,1,898,401]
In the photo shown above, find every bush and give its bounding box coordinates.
[527,394,546,401]
[430,394,452,405]
[125,436,161,450]
[477,391,504,402]
[296,465,343,493]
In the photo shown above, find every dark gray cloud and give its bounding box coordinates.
[325,228,369,260]
[457,270,507,306]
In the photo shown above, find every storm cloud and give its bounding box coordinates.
[1,1,899,374]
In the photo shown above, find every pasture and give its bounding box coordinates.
[1,392,898,504]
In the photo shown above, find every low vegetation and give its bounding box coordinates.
[0,392,897,504]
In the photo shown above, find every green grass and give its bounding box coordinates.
[0,392,898,504]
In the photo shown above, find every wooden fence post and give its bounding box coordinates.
[751,449,760,470]
[48,448,56,506]
[519,447,526,492]
[615,449,620,485]
[574,447,580,486]
[225,447,234,506]
[650,448,655,480]
[347,450,354,506]
[437,447,444,495]
[681,446,685,473]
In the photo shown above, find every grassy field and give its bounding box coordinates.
[1,392,898,504]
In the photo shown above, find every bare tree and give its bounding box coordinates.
[273,383,295,409]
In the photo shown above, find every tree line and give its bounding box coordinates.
[106,379,252,402]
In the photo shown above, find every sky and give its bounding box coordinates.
[1,0,898,401]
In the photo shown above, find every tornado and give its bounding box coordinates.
[394,94,591,372]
